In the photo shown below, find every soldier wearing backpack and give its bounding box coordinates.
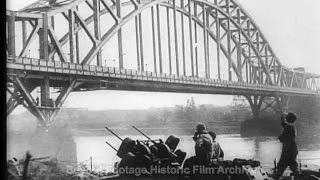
[209,131,224,161]
[193,124,213,165]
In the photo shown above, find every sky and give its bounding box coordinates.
[7,0,320,113]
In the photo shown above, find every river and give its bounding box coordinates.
[74,133,320,173]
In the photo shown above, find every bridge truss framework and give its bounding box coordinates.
[6,0,320,126]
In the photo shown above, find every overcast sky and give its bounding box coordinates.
[7,0,320,113]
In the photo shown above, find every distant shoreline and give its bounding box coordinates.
[70,126,240,137]
[71,128,243,137]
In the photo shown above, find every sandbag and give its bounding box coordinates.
[183,156,202,175]
[233,158,260,167]
[210,160,233,168]
[241,165,269,180]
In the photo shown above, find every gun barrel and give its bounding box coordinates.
[105,141,118,152]
[105,127,123,141]
[132,126,151,140]
[132,126,178,160]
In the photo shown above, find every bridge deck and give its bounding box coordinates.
[7,56,319,97]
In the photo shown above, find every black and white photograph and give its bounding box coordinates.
[6,0,320,179]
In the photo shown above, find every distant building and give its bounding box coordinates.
[293,67,305,72]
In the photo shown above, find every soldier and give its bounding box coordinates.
[275,112,299,179]
[208,131,224,161]
[193,124,213,165]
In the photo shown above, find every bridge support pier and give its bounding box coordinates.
[244,95,288,120]
[7,76,81,127]
[245,95,264,119]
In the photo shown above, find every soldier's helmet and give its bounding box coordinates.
[196,123,206,132]
[286,112,297,123]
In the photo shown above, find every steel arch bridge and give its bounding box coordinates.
[6,0,320,126]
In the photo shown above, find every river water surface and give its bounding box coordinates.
[74,134,320,172]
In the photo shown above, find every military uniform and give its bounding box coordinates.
[193,124,213,165]
[209,131,224,160]
[276,113,299,179]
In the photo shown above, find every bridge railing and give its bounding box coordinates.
[7,56,319,96]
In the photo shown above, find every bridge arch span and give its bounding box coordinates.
[6,0,320,125]
[14,0,286,85]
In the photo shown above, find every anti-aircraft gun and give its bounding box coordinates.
[104,127,186,176]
